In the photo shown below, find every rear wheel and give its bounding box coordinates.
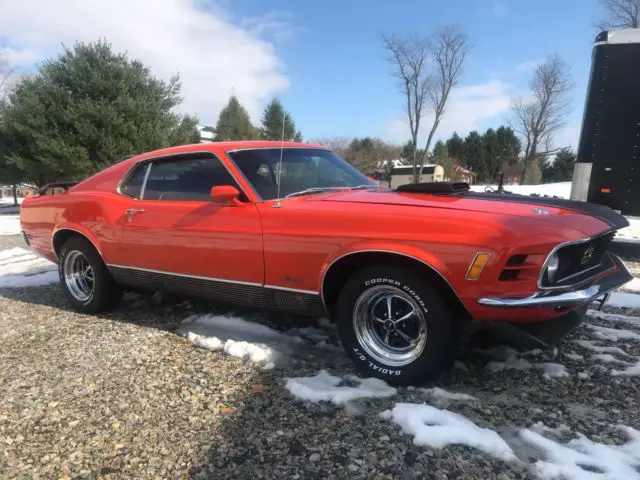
[335,266,456,386]
[58,237,122,314]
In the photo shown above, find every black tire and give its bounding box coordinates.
[58,237,122,314]
[335,266,455,386]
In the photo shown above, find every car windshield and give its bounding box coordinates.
[227,148,375,200]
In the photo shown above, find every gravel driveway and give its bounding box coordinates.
[1,234,639,479]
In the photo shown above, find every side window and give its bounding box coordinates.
[143,156,238,201]
[120,163,149,198]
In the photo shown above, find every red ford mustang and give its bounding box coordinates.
[19,141,632,385]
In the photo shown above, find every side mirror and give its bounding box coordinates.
[210,185,241,205]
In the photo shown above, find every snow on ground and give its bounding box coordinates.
[587,310,640,328]
[470,182,571,198]
[0,215,20,236]
[586,324,640,342]
[607,292,640,309]
[621,277,640,293]
[564,353,584,361]
[520,426,640,480]
[0,247,57,288]
[178,314,309,368]
[484,348,569,379]
[573,339,631,357]
[421,387,476,402]
[615,217,640,243]
[612,361,640,376]
[590,354,631,365]
[381,403,517,461]
[285,370,396,406]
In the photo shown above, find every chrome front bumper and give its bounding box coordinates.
[478,254,632,308]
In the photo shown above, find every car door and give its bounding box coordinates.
[109,153,264,286]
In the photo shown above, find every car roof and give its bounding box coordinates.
[120,141,328,167]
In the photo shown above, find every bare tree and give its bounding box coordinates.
[310,136,352,159]
[511,55,573,185]
[597,0,640,29]
[383,27,470,183]
[382,34,430,183]
[0,51,16,99]
[418,26,470,178]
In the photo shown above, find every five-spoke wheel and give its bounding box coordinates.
[63,250,95,302]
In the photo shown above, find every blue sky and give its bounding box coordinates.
[231,0,604,149]
[1,0,607,150]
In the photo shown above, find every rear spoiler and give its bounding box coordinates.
[396,182,470,194]
[35,181,79,196]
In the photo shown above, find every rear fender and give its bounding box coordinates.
[52,224,103,260]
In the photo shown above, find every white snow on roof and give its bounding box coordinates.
[0,215,20,236]
[285,370,396,405]
[0,247,57,288]
[381,403,516,461]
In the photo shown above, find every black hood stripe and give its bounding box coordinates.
[459,191,629,229]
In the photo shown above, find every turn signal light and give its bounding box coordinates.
[600,188,611,193]
[466,253,490,280]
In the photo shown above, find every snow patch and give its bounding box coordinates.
[0,247,57,288]
[486,349,568,379]
[612,360,640,376]
[421,387,476,402]
[587,324,640,342]
[573,340,630,357]
[470,182,571,198]
[588,310,640,328]
[178,314,304,367]
[621,277,640,293]
[0,215,20,236]
[285,370,396,405]
[606,292,640,309]
[520,426,640,480]
[591,354,630,365]
[381,403,516,461]
[564,353,584,361]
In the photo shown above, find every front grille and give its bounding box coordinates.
[541,232,614,288]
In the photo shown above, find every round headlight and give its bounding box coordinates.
[546,253,560,283]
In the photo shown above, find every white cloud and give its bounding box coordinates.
[383,80,515,145]
[516,59,545,72]
[0,0,290,124]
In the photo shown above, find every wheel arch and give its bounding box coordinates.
[321,250,470,322]
[52,226,103,259]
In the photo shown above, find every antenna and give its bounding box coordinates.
[273,112,286,208]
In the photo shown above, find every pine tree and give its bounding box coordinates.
[542,148,576,183]
[446,132,465,161]
[462,131,483,173]
[214,96,259,141]
[0,41,199,186]
[260,98,301,141]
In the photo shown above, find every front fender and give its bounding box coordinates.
[319,240,454,292]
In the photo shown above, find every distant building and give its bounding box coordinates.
[390,164,444,189]
[197,125,215,143]
[452,164,477,184]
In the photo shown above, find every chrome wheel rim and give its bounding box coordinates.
[353,285,428,367]
[63,251,95,302]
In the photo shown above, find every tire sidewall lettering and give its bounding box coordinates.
[363,277,428,314]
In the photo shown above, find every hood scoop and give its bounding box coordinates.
[396,181,470,194]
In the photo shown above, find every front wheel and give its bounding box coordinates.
[335,266,456,386]
[58,237,122,314]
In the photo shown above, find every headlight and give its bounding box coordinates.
[546,253,560,283]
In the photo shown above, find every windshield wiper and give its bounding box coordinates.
[284,187,349,198]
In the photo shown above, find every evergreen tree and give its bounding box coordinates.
[446,132,465,160]
[214,96,259,141]
[495,126,521,166]
[431,140,454,180]
[542,148,576,183]
[462,131,483,173]
[260,98,302,141]
[0,41,199,186]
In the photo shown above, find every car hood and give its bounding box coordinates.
[320,188,628,230]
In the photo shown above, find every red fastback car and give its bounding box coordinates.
[20,141,632,385]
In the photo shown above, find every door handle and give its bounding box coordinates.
[125,208,145,221]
